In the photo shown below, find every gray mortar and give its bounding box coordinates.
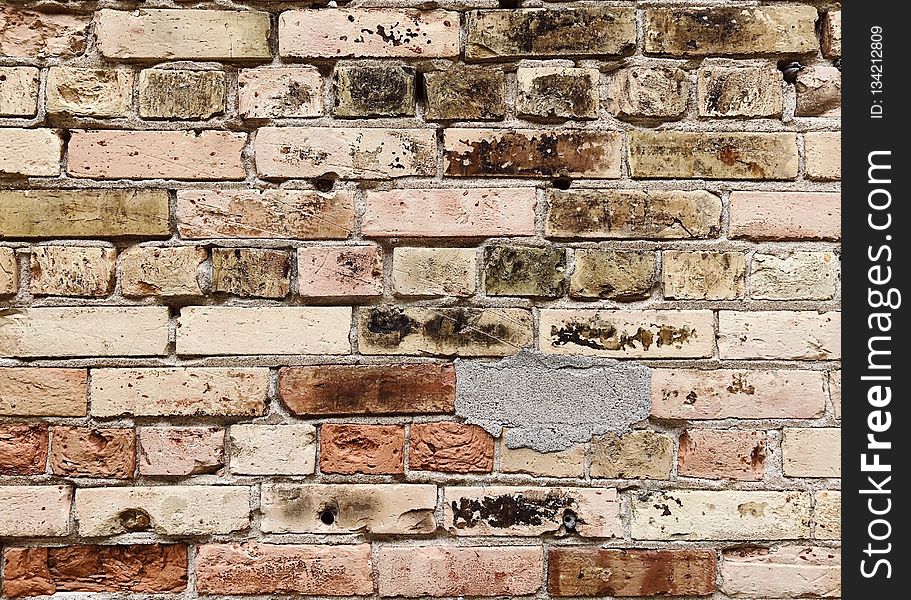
[454,349,650,452]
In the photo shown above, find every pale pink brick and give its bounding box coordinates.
[719,311,840,360]
[830,370,841,419]
[0,8,89,58]
[0,128,62,177]
[0,485,71,537]
[721,546,840,598]
[729,191,840,240]
[138,427,225,476]
[678,429,766,481]
[238,66,323,119]
[297,245,383,298]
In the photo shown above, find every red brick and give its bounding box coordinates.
[50,427,135,478]
[678,429,766,481]
[410,423,494,473]
[320,424,404,475]
[0,424,48,475]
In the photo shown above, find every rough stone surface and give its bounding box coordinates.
[393,247,476,297]
[137,427,225,476]
[796,65,842,116]
[0,8,89,58]
[720,546,840,598]
[697,63,783,117]
[484,244,566,297]
[29,246,117,297]
[0,368,87,417]
[50,426,135,479]
[0,424,48,475]
[589,431,675,479]
[0,485,71,537]
[297,245,383,298]
[46,67,133,117]
[516,67,600,121]
[319,424,405,475]
[0,66,39,116]
[212,248,291,298]
[663,251,746,300]
[410,423,494,473]
[334,63,416,117]
[678,429,766,480]
[120,246,205,297]
[424,67,505,121]
[230,424,316,476]
[138,69,225,119]
[570,249,657,300]
[607,66,690,119]
[750,251,839,300]
[238,66,323,119]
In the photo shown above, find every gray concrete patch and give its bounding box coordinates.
[454,350,651,452]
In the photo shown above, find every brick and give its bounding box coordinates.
[0,307,168,358]
[378,546,543,597]
[822,11,842,59]
[632,490,812,540]
[261,483,436,534]
[499,437,585,478]
[729,191,841,240]
[91,368,268,417]
[424,67,505,121]
[46,67,132,117]
[139,69,225,119]
[230,424,316,476]
[0,128,61,177]
[814,491,840,539]
[678,429,766,481]
[256,127,435,179]
[663,251,746,300]
[0,368,87,416]
[29,246,116,297]
[607,66,690,119]
[364,188,536,237]
[359,306,533,357]
[392,247,476,297]
[212,248,291,298]
[96,9,270,60]
[0,190,170,238]
[651,369,827,420]
[445,486,620,538]
[629,131,798,179]
[67,130,246,180]
[589,431,674,479]
[546,189,722,239]
[830,370,842,419]
[484,244,566,297]
[516,67,599,120]
[334,63,415,117]
[0,66,39,116]
[750,251,839,300]
[297,245,383,298]
[50,427,135,479]
[645,6,818,56]
[796,65,842,116]
[570,249,657,300]
[176,189,353,240]
[0,247,17,294]
[238,66,323,119]
[138,427,224,476]
[320,423,404,475]
[721,546,840,598]
[782,428,841,478]
[0,485,71,537]
[805,132,841,180]
[74,486,250,536]
[410,423,493,473]
[540,309,715,359]
[280,9,459,59]
[548,548,717,597]
[2,545,187,598]
[176,306,351,356]
[120,246,205,297]
[279,364,455,416]
[444,129,622,178]
[196,544,373,596]
[0,8,88,58]
[719,311,840,360]
[0,424,47,475]
[465,8,635,60]
[697,63,783,117]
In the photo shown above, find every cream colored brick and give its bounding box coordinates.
[0,485,71,537]
[46,67,133,117]
[499,436,585,478]
[393,247,476,297]
[814,490,841,540]
[607,66,689,119]
[589,431,674,479]
[120,246,205,297]
[230,425,316,475]
[830,370,841,419]
[721,546,840,598]
[0,66,39,116]
[719,311,840,360]
[697,63,783,117]
[782,428,841,478]
[750,251,839,300]
[822,11,841,59]
[0,128,61,177]
[0,247,17,294]
[29,246,116,297]
[663,251,746,300]
[515,67,599,120]
[805,132,841,181]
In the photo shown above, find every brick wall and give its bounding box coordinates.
[0,1,841,598]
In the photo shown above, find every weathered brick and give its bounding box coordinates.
[546,189,722,239]
[211,248,291,298]
[720,546,840,598]
[652,369,827,420]
[176,189,353,240]
[540,309,715,358]
[805,132,841,180]
[719,311,840,360]
[279,9,459,59]
[607,66,690,119]
[0,485,71,537]
[796,65,842,116]
[424,67,505,121]
[570,249,657,300]
[697,63,783,117]
[176,307,352,356]
[0,190,170,238]
[238,66,323,119]
[632,490,812,540]
[589,431,674,479]
[782,428,841,478]
[822,11,842,59]
[67,130,246,180]
[378,546,543,597]
[0,424,47,475]
[230,424,316,476]
[0,247,18,294]
[645,6,818,56]
[516,67,599,121]
[444,486,620,538]
[50,427,135,479]
[297,245,383,298]
[256,127,436,179]
[484,244,566,297]
[410,423,494,473]
[261,483,437,534]
[393,247,476,297]
[196,544,373,596]
[499,437,585,478]
[74,486,250,536]
[29,246,116,297]
[629,131,798,179]
[663,251,746,300]
[0,66,39,116]
[465,8,635,60]
[0,368,87,416]
[729,191,841,240]
[830,370,842,419]
[359,306,533,357]
[364,188,536,237]
[678,429,765,480]
[0,128,62,177]
[814,490,840,539]
[46,67,133,117]
[0,8,88,59]
[320,423,405,475]
[334,63,415,117]
[96,9,270,60]
[138,69,225,119]
[548,548,717,597]
[751,251,839,300]
[120,246,206,297]
[138,427,224,476]
[91,368,268,417]
[279,364,455,416]
[0,307,168,358]
[444,128,622,178]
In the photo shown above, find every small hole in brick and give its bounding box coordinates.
[119,508,152,532]
[319,506,337,526]
[499,0,521,8]
[562,509,578,531]
[314,177,336,192]
[778,61,803,84]
[553,176,572,190]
